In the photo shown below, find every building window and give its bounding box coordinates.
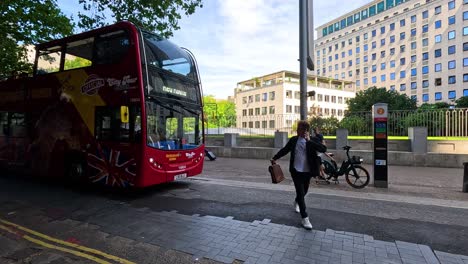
[464,89,468,97]
[381,26,385,34]
[422,52,429,60]
[448,76,456,84]
[411,55,417,63]
[448,16,456,25]
[422,10,428,19]
[464,27,468,36]
[422,66,429,74]
[448,60,456,69]
[464,57,468,67]
[422,38,429,47]
[422,94,429,102]
[411,95,417,102]
[269,106,275,114]
[411,68,417,76]
[411,82,417,89]
[372,76,377,84]
[400,32,405,40]
[435,92,442,101]
[400,70,406,78]
[400,58,406,65]
[435,63,442,72]
[435,78,442,86]
[411,42,417,50]
[390,72,396,80]
[390,60,396,68]
[448,90,456,99]
[422,24,428,33]
[435,49,441,57]
[464,74,468,82]
[411,15,416,23]
[448,0,455,10]
[411,28,417,37]
[422,80,429,88]
[269,91,275,100]
[269,120,275,129]
[464,11,468,20]
[390,23,395,31]
[381,63,386,70]
[435,34,442,43]
[381,74,386,81]
[434,6,441,14]
[400,19,405,27]
[435,20,442,29]
[400,84,406,91]
[448,31,456,40]
[448,45,456,54]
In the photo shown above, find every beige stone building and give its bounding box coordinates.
[233,70,355,132]
[315,0,468,104]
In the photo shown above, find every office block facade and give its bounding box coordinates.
[233,71,355,131]
[315,0,468,104]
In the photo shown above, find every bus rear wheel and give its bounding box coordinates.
[66,158,87,185]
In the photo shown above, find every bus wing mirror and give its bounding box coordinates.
[121,106,129,123]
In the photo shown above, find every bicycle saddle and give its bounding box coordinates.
[342,145,351,150]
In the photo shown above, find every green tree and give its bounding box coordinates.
[203,95,236,129]
[419,102,450,110]
[77,0,203,38]
[347,87,417,113]
[455,96,468,108]
[309,116,340,136]
[339,115,370,136]
[0,0,73,78]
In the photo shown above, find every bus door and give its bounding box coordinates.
[91,106,140,187]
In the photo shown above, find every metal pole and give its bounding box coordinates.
[299,0,308,120]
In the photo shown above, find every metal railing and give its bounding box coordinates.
[204,108,468,137]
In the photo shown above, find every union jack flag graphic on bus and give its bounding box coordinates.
[87,145,137,187]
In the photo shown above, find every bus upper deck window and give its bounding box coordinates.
[36,46,62,74]
[94,30,130,65]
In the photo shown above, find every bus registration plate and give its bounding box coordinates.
[174,173,187,180]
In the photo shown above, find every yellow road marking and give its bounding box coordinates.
[1,224,111,264]
[0,219,135,264]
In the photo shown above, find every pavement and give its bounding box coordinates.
[1,157,467,264]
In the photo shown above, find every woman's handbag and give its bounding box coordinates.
[268,163,285,184]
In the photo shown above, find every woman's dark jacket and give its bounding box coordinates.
[272,136,326,176]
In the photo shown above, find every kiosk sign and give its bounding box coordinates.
[372,103,388,188]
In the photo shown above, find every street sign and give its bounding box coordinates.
[373,103,388,188]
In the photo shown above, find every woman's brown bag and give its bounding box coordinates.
[268,164,285,184]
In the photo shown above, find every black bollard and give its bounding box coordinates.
[463,163,468,193]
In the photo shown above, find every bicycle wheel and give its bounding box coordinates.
[345,165,370,189]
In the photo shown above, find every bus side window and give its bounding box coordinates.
[36,47,62,74]
[94,30,130,65]
[0,112,8,136]
[9,113,26,137]
[64,38,94,70]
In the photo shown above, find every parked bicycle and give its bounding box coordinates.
[320,145,370,189]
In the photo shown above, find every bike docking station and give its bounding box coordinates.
[373,103,388,188]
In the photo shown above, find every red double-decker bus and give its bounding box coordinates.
[0,21,205,188]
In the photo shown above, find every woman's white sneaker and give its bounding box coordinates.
[294,202,300,213]
[301,217,312,230]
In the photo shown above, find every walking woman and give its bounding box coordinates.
[271,120,326,230]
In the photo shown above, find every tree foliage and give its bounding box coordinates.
[203,95,236,128]
[1,0,203,78]
[347,87,417,113]
[0,0,73,77]
[308,116,340,136]
[419,102,450,110]
[456,96,468,108]
[77,0,203,38]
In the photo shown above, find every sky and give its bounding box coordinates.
[57,0,371,99]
